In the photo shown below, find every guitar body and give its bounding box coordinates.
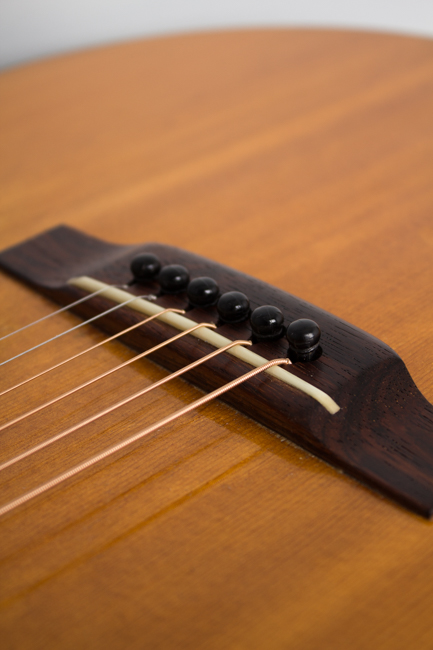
[1,29,433,649]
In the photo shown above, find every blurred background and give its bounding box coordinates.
[1,0,432,69]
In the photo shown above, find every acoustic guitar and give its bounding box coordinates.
[0,29,432,649]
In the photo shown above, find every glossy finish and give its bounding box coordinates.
[217,291,250,323]
[130,252,161,282]
[158,264,189,293]
[187,276,219,307]
[1,29,433,650]
[250,305,284,341]
[287,318,321,361]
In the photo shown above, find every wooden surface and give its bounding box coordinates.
[2,226,433,516]
[0,29,433,649]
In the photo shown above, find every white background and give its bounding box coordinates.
[1,0,433,69]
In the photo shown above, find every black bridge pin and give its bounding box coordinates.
[130,253,161,283]
[187,277,220,308]
[158,264,190,294]
[250,305,284,341]
[286,318,321,362]
[217,291,250,323]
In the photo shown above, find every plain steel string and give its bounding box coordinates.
[0,284,130,342]
[0,293,152,367]
[0,322,217,433]
[0,308,184,397]
[0,357,290,517]
[0,339,253,471]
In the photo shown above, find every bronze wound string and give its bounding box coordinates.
[68,277,340,414]
[0,357,289,517]
[0,339,252,472]
[0,294,152,367]
[0,284,132,342]
[0,308,185,398]
[0,322,217,433]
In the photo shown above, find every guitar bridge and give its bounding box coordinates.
[1,225,432,517]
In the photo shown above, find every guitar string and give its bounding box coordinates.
[0,321,217,433]
[0,284,132,342]
[0,293,154,367]
[69,276,340,415]
[0,357,289,518]
[0,339,252,472]
[0,308,184,398]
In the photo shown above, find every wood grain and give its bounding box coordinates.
[0,29,433,649]
[1,226,433,516]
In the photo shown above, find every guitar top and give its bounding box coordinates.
[1,29,433,649]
